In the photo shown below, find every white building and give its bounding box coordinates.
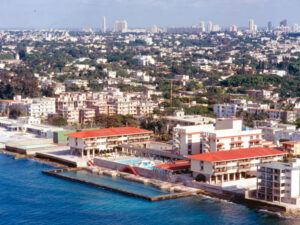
[174,75,189,81]
[164,110,216,131]
[133,55,155,66]
[65,79,88,89]
[256,158,300,205]
[102,16,106,33]
[249,19,256,33]
[213,104,242,118]
[207,21,212,33]
[66,127,152,158]
[173,118,263,156]
[260,124,300,144]
[114,20,128,33]
[11,97,56,119]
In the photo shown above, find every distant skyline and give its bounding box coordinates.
[0,0,299,29]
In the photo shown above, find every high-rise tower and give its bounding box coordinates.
[267,21,272,31]
[102,16,106,33]
[207,21,212,33]
[249,19,254,32]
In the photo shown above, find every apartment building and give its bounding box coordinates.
[54,91,158,123]
[247,90,272,100]
[172,118,262,156]
[281,141,300,156]
[259,123,300,143]
[79,108,96,124]
[248,108,296,122]
[64,79,88,89]
[256,158,300,205]
[187,147,286,184]
[58,108,79,124]
[213,104,242,118]
[11,97,56,119]
[133,55,155,66]
[213,100,269,118]
[164,110,216,131]
[66,127,153,158]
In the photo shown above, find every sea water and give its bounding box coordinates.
[0,153,298,225]
[60,170,170,197]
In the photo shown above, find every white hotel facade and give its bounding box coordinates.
[173,118,262,156]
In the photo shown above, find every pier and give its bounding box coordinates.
[43,168,198,202]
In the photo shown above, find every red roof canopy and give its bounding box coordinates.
[154,160,190,171]
[249,139,261,142]
[187,147,287,162]
[65,127,152,139]
[230,141,243,144]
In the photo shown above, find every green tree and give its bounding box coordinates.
[9,108,24,119]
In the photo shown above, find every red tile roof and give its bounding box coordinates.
[187,147,287,162]
[154,160,190,171]
[65,127,152,138]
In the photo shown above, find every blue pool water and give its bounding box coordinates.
[118,158,143,164]
[118,158,154,169]
[60,170,169,197]
[0,153,298,225]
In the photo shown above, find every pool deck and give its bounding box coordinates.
[43,168,200,202]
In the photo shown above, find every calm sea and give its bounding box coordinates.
[0,153,298,225]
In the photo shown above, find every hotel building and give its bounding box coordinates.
[256,158,300,205]
[187,147,286,184]
[66,127,153,158]
[172,118,262,156]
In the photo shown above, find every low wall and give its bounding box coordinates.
[93,158,180,182]
[186,180,224,194]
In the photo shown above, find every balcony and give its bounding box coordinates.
[214,168,227,174]
[239,160,251,165]
[238,166,251,172]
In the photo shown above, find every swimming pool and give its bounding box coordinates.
[118,158,143,164]
[117,158,154,169]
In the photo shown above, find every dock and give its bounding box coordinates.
[43,168,199,202]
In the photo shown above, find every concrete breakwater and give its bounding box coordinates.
[43,168,198,202]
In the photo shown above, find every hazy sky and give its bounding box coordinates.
[1,0,299,29]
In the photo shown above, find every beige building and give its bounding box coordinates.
[281,141,300,156]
